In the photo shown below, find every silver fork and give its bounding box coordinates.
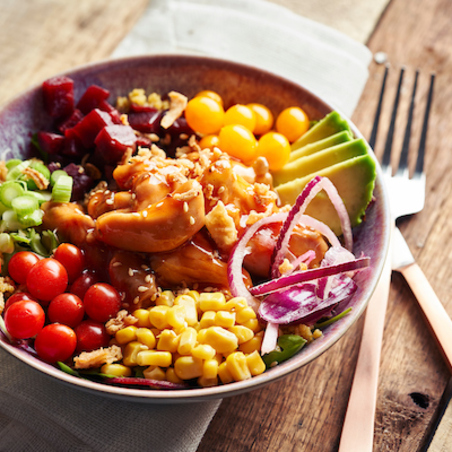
[339,66,451,452]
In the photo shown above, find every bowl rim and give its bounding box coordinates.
[0,53,391,403]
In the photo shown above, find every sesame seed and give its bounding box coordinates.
[128,268,134,277]
[106,199,114,205]
[183,202,189,213]
[131,193,137,200]
[156,202,163,208]
[145,274,152,283]
[189,216,195,225]
[112,261,122,267]
[138,286,148,293]
[141,265,148,270]
[142,210,148,218]
[218,186,225,194]
[133,296,140,304]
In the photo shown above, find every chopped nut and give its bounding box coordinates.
[105,310,138,335]
[160,91,188,129]
[74,345,123,369]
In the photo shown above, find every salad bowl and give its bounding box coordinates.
[0,55,390,402]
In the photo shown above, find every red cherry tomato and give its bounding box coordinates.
[4,292,38,312]
[8,251,40,284]
[53,243,85,283]
[74,320,110,353]
[83,283,121,322]
[70,272,98,300]
[35,324,77,363]
[47,293,85,328]
[26,258,68,303]
[4,300,45,339]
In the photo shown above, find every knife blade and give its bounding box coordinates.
[391,226,452,372]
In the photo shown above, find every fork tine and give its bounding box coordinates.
[396,70,419,176]
[414,73,435,177]
[381,67,405,173]
[369,64,389,150]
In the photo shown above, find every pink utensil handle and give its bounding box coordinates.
[400,263,452,372]
[338,243,392,452]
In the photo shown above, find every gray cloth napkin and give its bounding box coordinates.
[0,0,376,450]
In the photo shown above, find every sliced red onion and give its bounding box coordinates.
[271,176,352,278]
[261,321,280,355]
[107,377,189,390]
[250,256,369,296]
[259,275,357,324]
[284,250,316,277]
[227,212,288,312]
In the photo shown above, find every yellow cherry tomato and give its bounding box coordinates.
[218,124,257,163]
[247,103,274,135]
[185,96,225,135]
[256,132,291,171]
[195,90,224,107]
[223,104,257,132]
[276,107,310,143]
[199,134,220,150]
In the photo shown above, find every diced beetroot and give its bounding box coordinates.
[165,116,193,138]
[136,135,152,147]
[36,131,65,155]
[72,108,114,148]
[76,85,110,114]
[58,109,84,133]
[129,103,159,113]
[98,100,122,124]
[63,163,94,201]
[95,124,137,164]
[128,110,163,133]
[63,128,86,157]
[42,76,75,119]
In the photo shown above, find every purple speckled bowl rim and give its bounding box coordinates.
[0,54,391,403]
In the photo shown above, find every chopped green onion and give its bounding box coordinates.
[314,308,353,329]
[21,161,51,190]
[11,195,39,218]
[5,159,22,170]
[27,190,52,205]
[0,181,26,207]
[6,161,30,181]
[50,170,69,187]
[1,210,22,231]
[10,231,31,244]
[0,233,14,253]
[57,362,81,377]
[52,174,73,203]
[41,230,59,254]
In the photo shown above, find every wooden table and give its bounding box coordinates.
[0,1,451,450]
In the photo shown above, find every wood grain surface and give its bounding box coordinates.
[0,1,450,451]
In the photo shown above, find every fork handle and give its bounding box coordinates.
[338,247,392,452]
[399,263,452,372]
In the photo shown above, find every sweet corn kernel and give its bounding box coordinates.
[246,350,266,376]
[200,311,216,329]
[166,367,184,384]
[116,325,138,345]
[218,361,234,384]
[174,356,203,380]
[236,306,257,324]
[199,292,226,311]
[177,327,198,355]
[192,344,216,360]
[198,376,219,387]
[228,325,254,344]
[167,305,187,330]
[313,329,323,339]
[137,350,172,367]
[174,295,198,326]
[186,290,200,302]
[214,311,235,328]
[136,328,156,349]
[199,327,238,354]
[241,318,261,332]
[224,297,248,311]
[202,359,219,379]
[143,365,166,381]
[226,352,252,381]
[149,305,171,329]
[155,290,175,307]
[157,329,179,353]
[123,341,147,367]
[239,335,263,354]
[132,309,152,328]
[101,363,132,377]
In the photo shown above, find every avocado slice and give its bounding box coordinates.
[289,130,353,162]
[273,138,369,186]
[291,111,352,151]
[275,154,377,236]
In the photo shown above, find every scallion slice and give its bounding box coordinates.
[1,210,22,231]
[51,174,73,203]
[11,195,39,218]
[27,190,52,205]
[0,181,26,207]
[18,209,44,228]
[6,161,30,181]
[5,159,22,170]
[0,233,14,253]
